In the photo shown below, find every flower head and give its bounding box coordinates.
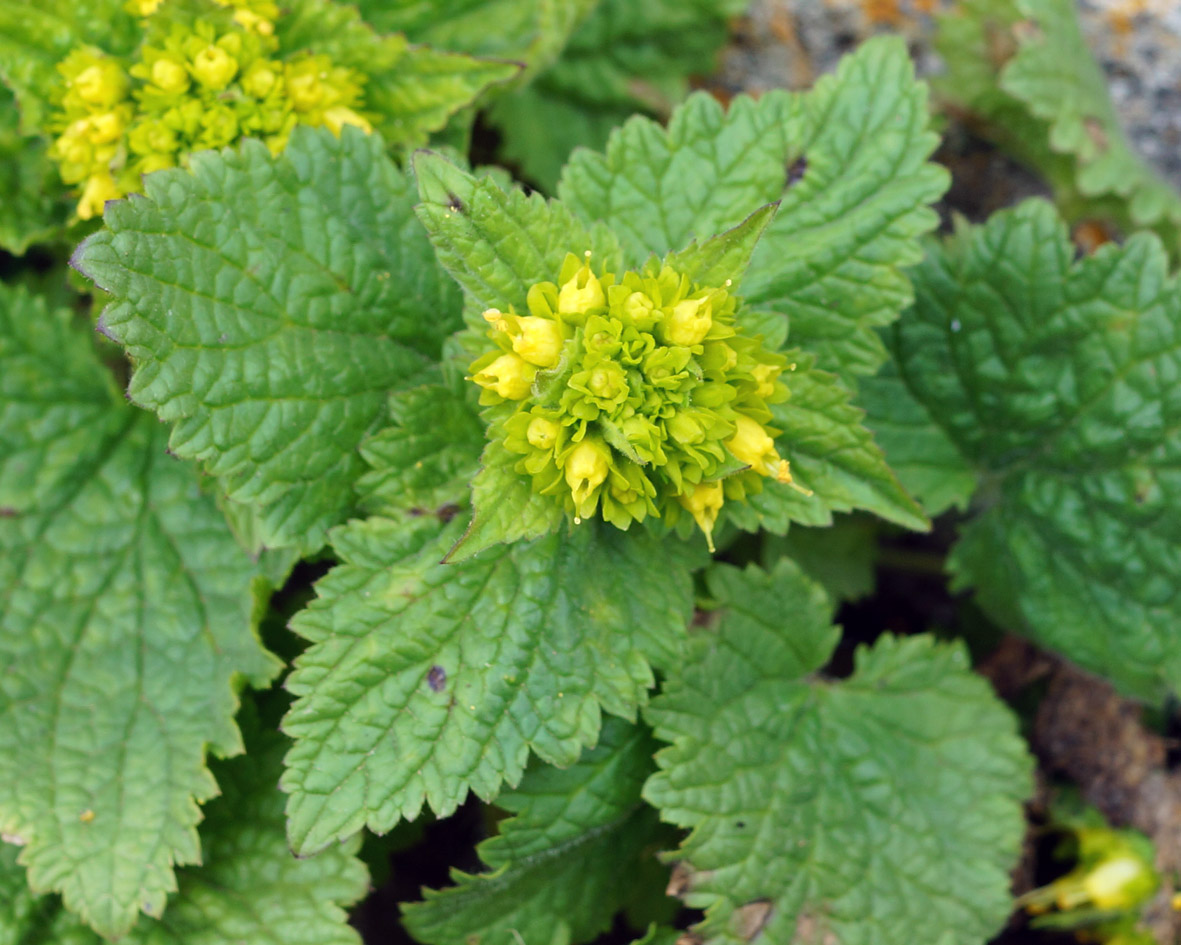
[472,252,803,548]
[48,9,373,220]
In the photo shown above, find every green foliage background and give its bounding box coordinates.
[2,1,1178,944]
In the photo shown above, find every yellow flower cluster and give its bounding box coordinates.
[471,252,808,550]
[50,2,372,219]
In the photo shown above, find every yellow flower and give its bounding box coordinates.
[526,416,561,451]
[751,363,779,400]
[322,106,373,137]
[72,60,129,107]
[564,438,611,518]
[512,316,564,367]
[726,414,790,482]
[678,481,724,552]
[1078,856,1154,911]
[662,295,713,346]
[473,353,536,401]
[558,258,605,314]
[86,110,127,145]
[150,57,190,94]
[233,8,274,34]
[191,45,238,90]
[124,0,164,14]
[76,172,122,220]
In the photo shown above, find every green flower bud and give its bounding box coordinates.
[191,45,238,90]
[73,59,129,107]
[151,57,190,94]
[751,362,780,400]
[527,415,561,450]
[240,59,279,99]
[661,295,712,347]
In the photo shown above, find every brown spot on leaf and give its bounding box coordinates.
[985,22,1020,69]
[1011,19,1044,46]
[1084,117,1110,152]
[793,910,837,945]
[735,899,773,941]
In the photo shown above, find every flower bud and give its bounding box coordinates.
[508,316,564,367]
[622,290,657,329]
[726,414,789,481]
[564,438,611,514]
[286,62,325,112]
[526,416,561,451]
[73,60,129,107]
[87,110,126,145]
[678,481,724,552]
[1079,856,1152,910]
[661,295,712,347]
[240,60,278,99]
[191,45,238,90]
[323,106,373,137]
[233,8,275,34]
[151,57,190,94]
[473,353,536,400]
[558,260,605,314]
[752,362,779,400]
[76,172,121,220]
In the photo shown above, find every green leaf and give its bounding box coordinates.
[0,286,281,938]
[75,127,456,553]
[859,357,979,516]
[0,845,99,945]
[0,708,368,945]
[629,928,680,945]
[127,708,367,945]
[449,438,564,561]
[726,351,928,534]
[644,561,1033,945]
[763,514,879,607]
[356,377,484,518]
[662,202,778,291]
[281,515,694,855]
[486,0,743,191]
[0,0,138,133]
[937,0,1181,253]
[891,198,1181,701]
[0,85,71,255]
[559,37,949,380]
[0,287,124,513]
[278,0,520,148]
[414,150,623,319]
[402,716,664,945]
[351,0,597,82]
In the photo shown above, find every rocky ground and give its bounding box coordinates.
[717,0,1181,188]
